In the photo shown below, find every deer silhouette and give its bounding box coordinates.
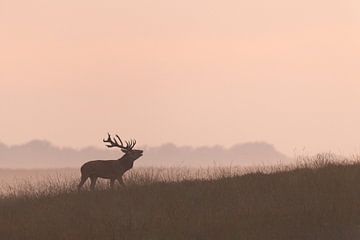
[78,133,143,190]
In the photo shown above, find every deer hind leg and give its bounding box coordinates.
[78,175,88,191]
[109,179,115,190]
[90,176,98,191]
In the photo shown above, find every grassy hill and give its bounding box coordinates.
[1,157,360,239]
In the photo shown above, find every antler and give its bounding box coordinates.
[125,139,136,150]
[103,133,136,150]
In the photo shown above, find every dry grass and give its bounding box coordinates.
[1,154,360,240]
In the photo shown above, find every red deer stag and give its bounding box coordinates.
[78,133,143,190]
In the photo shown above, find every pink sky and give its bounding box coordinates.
[1,0,360,155]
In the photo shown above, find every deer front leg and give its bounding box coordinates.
[117,176,125,188]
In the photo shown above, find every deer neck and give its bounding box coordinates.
[117,154,134,169]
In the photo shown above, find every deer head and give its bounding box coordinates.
[103,133,143,161]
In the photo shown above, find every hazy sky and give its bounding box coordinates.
[1,0,359,155]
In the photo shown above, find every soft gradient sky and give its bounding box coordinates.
[1,0,359,155]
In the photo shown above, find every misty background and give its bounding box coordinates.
[1,0,360,157]
[0,140,288,169]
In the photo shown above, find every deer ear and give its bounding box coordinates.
[121,149,128,153]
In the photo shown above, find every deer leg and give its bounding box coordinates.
[110,179,115,189]
[78,175,88,191]
[90,176,98,191]
[117,176,125,188]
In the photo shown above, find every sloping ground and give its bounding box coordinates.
[1,162,360,240]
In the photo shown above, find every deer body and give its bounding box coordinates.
[81,159,133,179]
[78,134,143,190]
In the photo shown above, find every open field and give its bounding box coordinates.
[0,167,250,196]
[1,155,360,239]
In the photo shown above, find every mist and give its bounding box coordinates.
[0,140,288,168]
